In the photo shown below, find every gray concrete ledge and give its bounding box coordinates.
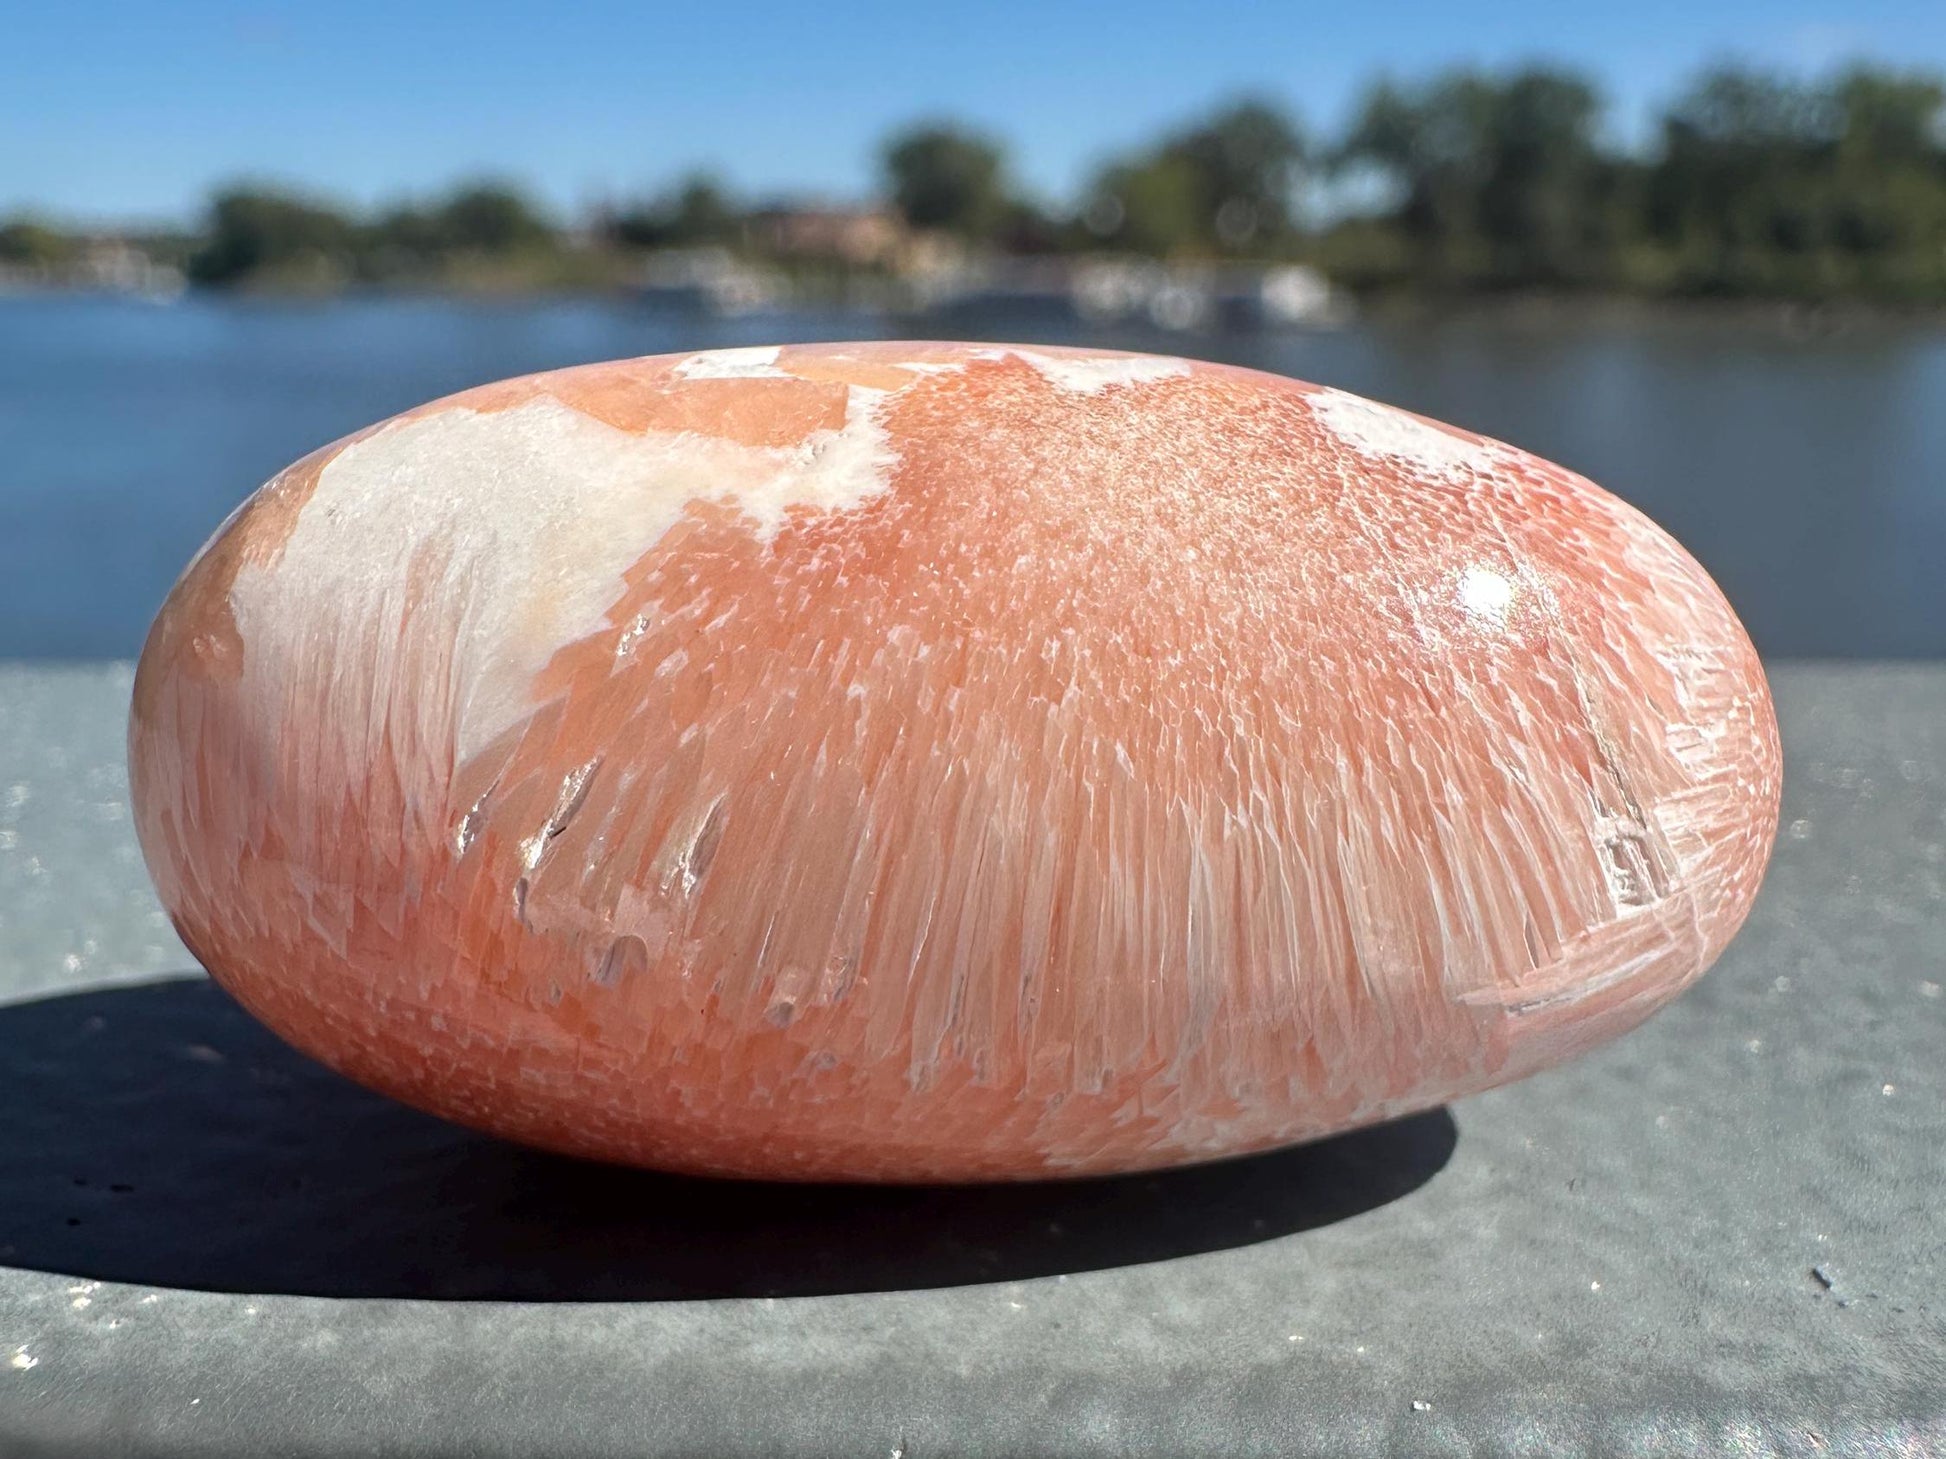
[0,663,1940,1457]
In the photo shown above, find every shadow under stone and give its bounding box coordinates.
[0,974,1456,1300]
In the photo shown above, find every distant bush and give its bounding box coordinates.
[882,124,1013,240]
[1084,101,1310,257]
[187,188,360,286]
[0,217,79,267]
[187,181,558,288]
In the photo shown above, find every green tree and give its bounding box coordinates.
[882,124,1011,238]
[610,173,741,248]
[1338,67,1617,286]
[1834,68,1946,162]
[1085,99,1306,256]
[1645,64,1946,297]
[433,181,552,253]
[187,187,359,285]
[1167,99,1308,245]
[1647,67,1832,265]
[1089,152,1204,254]
[1827,68,1946,285]
[367,201,444,271]
[0,216,77,267]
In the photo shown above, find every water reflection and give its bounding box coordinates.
[1,293,1941,658]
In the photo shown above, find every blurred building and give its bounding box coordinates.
[746,206,907,268]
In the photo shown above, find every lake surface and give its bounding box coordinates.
[2,292,1942,659]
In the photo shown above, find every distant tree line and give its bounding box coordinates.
[1324,65,1946,299]
[7,61,1945,302]
[175,181,562,287]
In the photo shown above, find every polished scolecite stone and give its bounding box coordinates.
[129,342,1781,1180]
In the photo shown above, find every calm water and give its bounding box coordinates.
[2,292,1943,659]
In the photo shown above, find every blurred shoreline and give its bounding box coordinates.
[11,62,1946,320]
[5,264,1940,341]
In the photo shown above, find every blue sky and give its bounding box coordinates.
[6,1,1943,224]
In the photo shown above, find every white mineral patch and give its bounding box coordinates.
[1457,565,1518,623]
[1309,386,1516,483]
[1011,350,1192,394]
[673,345,785,379]
[232,388,896,762]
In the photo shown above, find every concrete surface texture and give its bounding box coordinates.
[0,662,1940,1457]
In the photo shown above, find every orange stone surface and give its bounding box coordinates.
[129,343,1781,1181]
